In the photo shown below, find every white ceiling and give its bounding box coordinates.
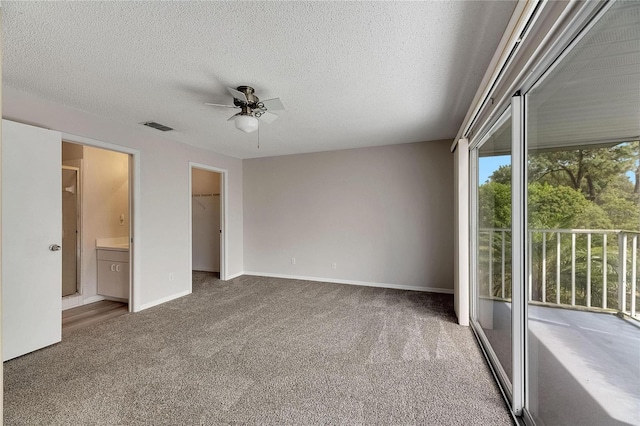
[2,1,517,159]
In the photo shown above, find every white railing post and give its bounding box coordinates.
[619,233,627,313]
[587,233,591,307]
[479,228,637,315]
[542,232,546,303]
[489,230,494,297]
[631,235,637,318]
[528,231,533,302]
[501,230,506,299]
[571,233,576,306]
[603,234,607,309]
[557,233,561,305]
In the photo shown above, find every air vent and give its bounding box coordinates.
[141,121,173,132]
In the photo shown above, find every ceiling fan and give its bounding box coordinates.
[206,86,285,134]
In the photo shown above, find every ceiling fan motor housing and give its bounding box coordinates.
[234,86,259,105]
[205,85,282,127]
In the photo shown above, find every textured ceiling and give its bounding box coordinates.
[2,1,517,159]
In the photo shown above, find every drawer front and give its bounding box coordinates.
[97,260,129,299]
[97,249,129,262]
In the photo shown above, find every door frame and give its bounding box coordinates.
[61,132,141,313]
[61,165,81,297]
[189,162,228,286]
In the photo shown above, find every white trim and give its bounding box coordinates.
[226,271,244,280]
[61,165,81,297]
[63,295,107,311]
[137,289,191,312]
[511,94,525,415]
[82,295,106,305]
[243,272,453,294]
[192,267,219,273]
[470,147,479,322]
[452,0,541,151]
[454,138,470,326]
[60,132,141,313]
[62,294,83,310]
[455,1,608,152]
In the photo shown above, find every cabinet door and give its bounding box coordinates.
[97,261,129,299]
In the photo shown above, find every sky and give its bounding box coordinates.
[478,155,637,185]
[478,155,510,184]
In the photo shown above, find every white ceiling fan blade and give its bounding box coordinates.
[258,111,279,124]
[227,87,248,103]
[227,113,241,121]
[260,98,285,111]
[205,103,238,109]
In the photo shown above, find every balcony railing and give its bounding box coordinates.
[478,228,640,319]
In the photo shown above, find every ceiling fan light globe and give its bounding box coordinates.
[234,114,259,133]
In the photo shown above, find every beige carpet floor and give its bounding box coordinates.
[4,273,512,425]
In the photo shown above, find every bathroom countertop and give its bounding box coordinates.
[96,237,130,251]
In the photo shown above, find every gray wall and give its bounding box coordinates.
[243,140,454,292]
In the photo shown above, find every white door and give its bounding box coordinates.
[2,119,62,361]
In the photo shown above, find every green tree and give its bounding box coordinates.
[479,142,639,307]
[488,164,511,185]
[596,175,640,230]
[478,181,511,228]
[528,141,638,201]
[527,182,592,228]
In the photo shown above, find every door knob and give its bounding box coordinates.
[49,244,61,251]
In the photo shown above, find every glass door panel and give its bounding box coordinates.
[525,1,640,424]
[473,111,513,390]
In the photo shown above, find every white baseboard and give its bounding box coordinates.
[62,294,83,311]
[225,271,244,280]
[193,267,219,273]
[62,294,108,311]
[83,295,106,305]
[136,289,191,312]
[242,271,453,294]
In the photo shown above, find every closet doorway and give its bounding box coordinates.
[190,164,226,281]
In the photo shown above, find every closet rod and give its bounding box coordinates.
[192,193,220,197]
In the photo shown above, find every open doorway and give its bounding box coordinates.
[190,165,225,282]
[61,141,132,326]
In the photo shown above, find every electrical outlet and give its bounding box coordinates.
[291,257,296,265]
[331,262,337,270]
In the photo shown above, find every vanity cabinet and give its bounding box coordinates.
[97,248,129,300]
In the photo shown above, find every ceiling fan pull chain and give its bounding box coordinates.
[257,126,260,149]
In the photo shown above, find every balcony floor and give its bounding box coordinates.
[480,301,640,425]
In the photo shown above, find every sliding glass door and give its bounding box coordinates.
[471,110,514,396]
[471,1,640,424]
[524,1,640,424]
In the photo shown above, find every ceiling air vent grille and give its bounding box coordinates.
[142,121,173,132]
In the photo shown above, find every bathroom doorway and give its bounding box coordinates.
[190,164,226,281]
[62,141,131,313]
